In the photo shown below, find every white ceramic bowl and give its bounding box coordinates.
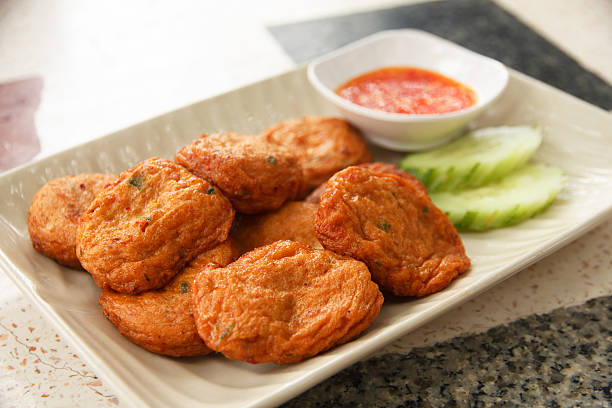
[307,29,509,151]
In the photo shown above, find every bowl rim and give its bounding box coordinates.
[307,29,509,123]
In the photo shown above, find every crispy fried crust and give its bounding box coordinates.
[77,158,234,294]
[27,174,115,268]
[193,240,383,364]
[260,117,372,192]
[305,162,426,204]
[99,239,240,357]
[231,201,321,253]
[174,133,303,214]
[314,167,470,297]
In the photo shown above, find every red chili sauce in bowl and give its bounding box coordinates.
[335,66,477,115]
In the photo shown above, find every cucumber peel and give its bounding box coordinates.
[430,164,566,231]
[400,126,542,192]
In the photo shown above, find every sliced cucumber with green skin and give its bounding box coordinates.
[400,126,543,192]
[430,164,566,231]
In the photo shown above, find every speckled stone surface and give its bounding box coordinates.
[283,296,612,407]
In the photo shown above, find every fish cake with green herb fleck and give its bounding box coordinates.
[193,240,383,364]
[27,173,116,268]
[305,162,426,204]
[77,157,234,294]
[314,166,470,297]
[99,239,239,357]
[260,116,372,193]
[231,201,322,253]
[174,133,303,214]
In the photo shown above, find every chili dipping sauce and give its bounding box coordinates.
[335,66,477,115]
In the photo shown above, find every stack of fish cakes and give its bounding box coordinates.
[27,116,469,364]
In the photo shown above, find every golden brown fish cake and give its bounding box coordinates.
[193,240,383,365]
[174,133,303,214]
[314,167,470,297]
[305,182,327,204]
[231,201,321,253]
[27,173,115,268]
[260,116,372,192]
[99,239,239,357]
[305,162,426,204]
[77,157,234,294]
[359,162,427,194]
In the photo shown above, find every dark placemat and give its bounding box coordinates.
[268,0,612,110]
[282,295,612,407]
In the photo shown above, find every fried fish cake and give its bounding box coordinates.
[99,239,239,357]
[305,162,426,204]
[260,116,372,192]
[174,133,303,214]
[193,240,383,365]
[359,162,428,193]
[27,173,115,268]
[77,157,234,294]
[314,167,470,297]
[231,201,321,253]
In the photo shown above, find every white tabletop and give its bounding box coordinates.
[1,0,611,406]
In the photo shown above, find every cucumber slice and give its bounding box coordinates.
[400,126,542,192]
[430,164,565,231]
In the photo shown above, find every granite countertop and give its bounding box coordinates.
[284,296,611,407]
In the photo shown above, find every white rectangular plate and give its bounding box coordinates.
[1,66,611,408]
